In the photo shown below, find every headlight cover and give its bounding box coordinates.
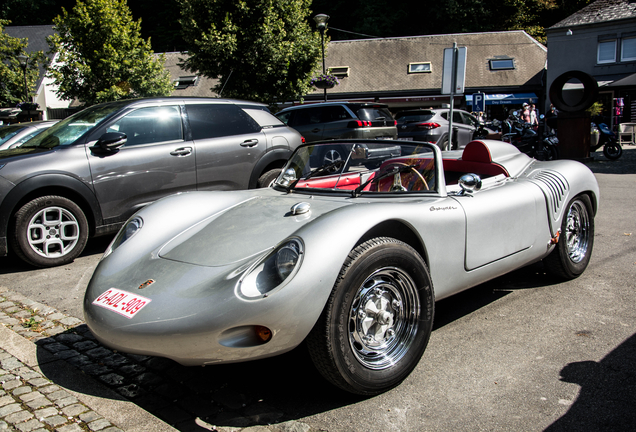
[102,216,143,259]
[238,238,304,299]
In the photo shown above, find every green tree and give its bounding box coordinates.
[47,0,173,106]
[0,20,46,107]
[179,0,322,106]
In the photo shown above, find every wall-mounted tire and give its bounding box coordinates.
[11,195,89,268]
[549,71,598,113]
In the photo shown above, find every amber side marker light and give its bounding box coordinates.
[255,326,273,343]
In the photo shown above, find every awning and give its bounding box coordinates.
[604,73,636,88]
[466,93,538,106]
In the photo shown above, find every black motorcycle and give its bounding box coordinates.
[501,112,559,161]
[590,117,622,160]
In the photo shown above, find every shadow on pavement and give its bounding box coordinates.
[586,147,636,175]
[36,330,362,430]
[545,332,636,431]
[434,260,559,330]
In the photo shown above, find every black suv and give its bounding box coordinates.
[0,97,302,268]
[275,102,397,142]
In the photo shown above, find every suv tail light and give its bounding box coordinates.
[347,120,372,128]
[416,122,441,130]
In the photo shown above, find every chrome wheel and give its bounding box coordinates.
[349,267,420,370]
[544,194,594,280]
[307,237,434,395]
[565,199,591,264]
[27,206,81,258]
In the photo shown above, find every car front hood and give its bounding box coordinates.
[158,194,348,267]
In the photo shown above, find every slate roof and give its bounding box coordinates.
[313,31,547,97]
[549,0,636,29]
[161,52,219,97]
[4,25,56,89]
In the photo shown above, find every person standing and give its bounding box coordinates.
[530,104,539,130]
[521,103,531,124]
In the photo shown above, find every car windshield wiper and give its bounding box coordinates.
[352,164,417,198]
[286,160,345,192]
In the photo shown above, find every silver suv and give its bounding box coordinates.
[276,102,397,142]
[0,97,302,267]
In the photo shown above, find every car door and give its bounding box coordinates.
[185,103,266,190]
[287,107,325,142]
[87,104,196,223]
[453,182,545,270]
[321,105,353,139]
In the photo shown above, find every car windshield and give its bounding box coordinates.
[276,141,437,196]
[21,101,128,149]
[0,125,27,145]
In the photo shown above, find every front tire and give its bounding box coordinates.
[306,237,434,395]
[11,196,89,268]
[603,141,622,160]
[256,168,281,188]
[544,194,594,279]
[545,145,559,161]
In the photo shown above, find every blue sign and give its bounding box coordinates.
[473,92,485,112]
[466,93,538,106]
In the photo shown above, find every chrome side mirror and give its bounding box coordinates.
[459,173,482,195]
[278,168,297,186]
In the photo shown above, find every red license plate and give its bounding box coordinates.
[93,288,151,319]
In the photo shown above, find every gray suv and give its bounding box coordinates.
[275,102,397,142]
[395,108,480,149]
[0,97,302,267]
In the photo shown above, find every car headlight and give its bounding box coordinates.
[238,238,304,299]
[102,216,143,258]
[275,241,301,280]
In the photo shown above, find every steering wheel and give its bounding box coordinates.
[379,162,429,192]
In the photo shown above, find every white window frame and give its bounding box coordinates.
[488,58,515,70]
[408,62,432,73]
[328,66,350,78]
[621,37,636,62]
[597,40,617,64]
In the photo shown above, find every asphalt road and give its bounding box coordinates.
[1,147,635,432]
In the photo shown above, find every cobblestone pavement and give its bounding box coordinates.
[0,286,317,432]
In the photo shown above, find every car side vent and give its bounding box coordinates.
[530,170,569,222]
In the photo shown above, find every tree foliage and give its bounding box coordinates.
[312,0,592,44]
[46,0,173,106]
[0,19,46,107]
[179,0,323,106]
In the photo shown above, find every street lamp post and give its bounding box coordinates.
[313,14,329,102]
[17,54,29,104]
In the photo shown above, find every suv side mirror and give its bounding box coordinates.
[95,132,127,151]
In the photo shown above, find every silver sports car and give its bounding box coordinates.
[84,139,598,395]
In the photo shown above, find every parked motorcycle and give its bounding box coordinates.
[590,117,622,160]
[502,111,559,161]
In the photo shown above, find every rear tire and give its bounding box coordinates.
[11,195,89,268]
[544,195,594,279]
[306,237,434,395]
